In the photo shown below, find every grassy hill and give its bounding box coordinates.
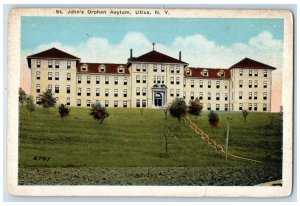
[18,107,282,185]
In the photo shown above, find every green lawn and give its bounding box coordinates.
[19,107,282,185]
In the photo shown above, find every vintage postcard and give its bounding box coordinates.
[7,8,293,197]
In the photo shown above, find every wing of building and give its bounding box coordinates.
[27,47,276,112]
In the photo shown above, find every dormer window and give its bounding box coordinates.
[202,69,208,76]
[218,70,225,77]
[118,66,125,73]
[185,69,191,76]
[81,64,88,71]
[99,64,105,73]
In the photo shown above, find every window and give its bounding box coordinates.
[118,67,124,73]
[136,99,140,107]
[264,70,268,77]
[225,83,228,89]
[136,75,140,83]
[153,64,157,72]
[105,100,109,107]
[78,75,81,84]
[207,103,211,110]
[225,93,228,101]
[55,61,59,68]
[36,71,40,80]
[208,81,211,88]
[157,76,161,84]
[239,80,243,88]
[202,70,208,76]
[162,76,165,84]
[216,104,220,111]
[248,103,252,111]
[176,77,180,85]
[67,73,71,81]
[216,93,220,101]
[123,89,127,97]
[249,80,252,88]
[48,72,52,80]
[67,61,71,69]
[55,85,59,93]
[136,87,140,96]
[249,70,252,76]
[191,80,194,88]
[86,100,91,107]
[99,65,105,73]
[96,76,100,84]
[170,89,174,97]
[66,97,70,106]
[207,92,211,100]
[37,60,41,68]
[142,76,146,83]
[142,65,146,72]
[123,101,127,108]
[153,76,157,84]
[190,92,194,100]
[263,92,267,100]
[170,77,174,84]
[96,88,100,96]
[36,96,41,104]
[248,92,252,100]
[105,76,109,84]
[186,70,191,76]
[216,81,220,88]
[87,76,91,84]
[254,92,258,100]
[183,91,186,99]
[36,84,40,93]
[184,80,186,87]
[124,77,128,85]
[142,100,146,107]
[136,64,140,72]
[114,77,118,85]
[67,85,70,94]
[225,104,228,111]
[263,81,267,88]
[176,89,180,97]
[142,88,146,96]
[87,88,91,96]
[82,65,87,71]
[199,80,203,88]
[48,85,52,92]
[77,88,81,96]
[239,103,243,111]
[199,92,203,100]
[55,72,59,80]
[219,71,225,77]
[239,69,243,76]
[114,90,118,98]
[161,65,165,72]
[114,101,118,107]
[254,103,257,111]
[254,69,258,77]
[105,89,109,97]
[176,66,180,74]
[77,99,81,106]
[170,65,174,73]
[48,60,52,68]
[254,80,258,88]
[239,91,242,100]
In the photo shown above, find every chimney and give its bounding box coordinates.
[179,51,181,61]
[130,49,133,58]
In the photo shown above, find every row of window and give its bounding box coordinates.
[238,103,268,111]
[36,60,72,69]
[81,64,125,74]
[37,72,72,81]
[238,69,268,77]
[182,92,228,101]
[239,80,268,88]
[77,75,128,85]
[135,64,181,73]
[238,92,268,100]
[186,80,228,89]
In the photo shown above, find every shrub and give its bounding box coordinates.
[26,95,35,113]
[169,98,187,121]
[208,111,219,128]
[188,98,203,117]
[58,104,70,119]
[89,103,110,124]
[242,110,249,122]
[19,88,27,106]
[39,89,57,109]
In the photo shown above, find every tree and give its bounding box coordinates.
[58,104,70,119]
[188,98,203,117]
[163,107,169,120]
[39,89,57,109]
[19,87,27,106]
[161,122,180,156]
[242,110,249,122]
[169,98,187,122]
[208,111,219,128]
[89,103,110,124]
[26,95,35,114]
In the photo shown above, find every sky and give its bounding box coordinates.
[21,17,284,111]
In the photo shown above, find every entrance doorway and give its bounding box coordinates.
[154,93,162,107]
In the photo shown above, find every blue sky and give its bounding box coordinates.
[21,17,283,50]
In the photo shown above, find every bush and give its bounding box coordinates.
[39,89,57,109]
[208,111,219,128]
[169,98,187,121]
[188,98,203,117]
[58,104,70,119]
[26,95,35,113]
[89,103,110,124]
[242,110,249,122]
[19,88,27,106]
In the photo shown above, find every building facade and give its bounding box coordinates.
[27,47,276,112]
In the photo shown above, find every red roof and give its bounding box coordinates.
[128,50,188,64]
[229,57,276,70]
[185,68,230,79]
[27,47,80,59]
[77,63,130,75]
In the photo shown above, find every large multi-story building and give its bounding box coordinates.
[27,47,276,112]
